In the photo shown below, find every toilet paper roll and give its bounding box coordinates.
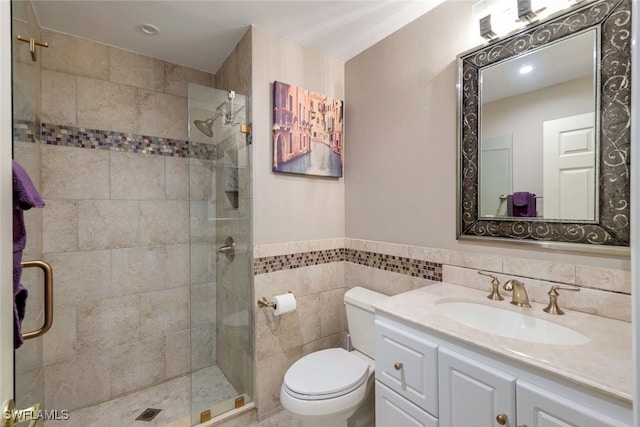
[272,293,297,316]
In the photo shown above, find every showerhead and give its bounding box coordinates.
[193,112,223,137]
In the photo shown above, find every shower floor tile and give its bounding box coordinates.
[43,365,240,427]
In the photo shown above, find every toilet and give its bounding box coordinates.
[280,287,388,427]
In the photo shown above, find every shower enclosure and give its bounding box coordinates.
[188,84,254,423]
[10,1,253,424]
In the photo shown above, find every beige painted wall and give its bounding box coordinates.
[344,0,629,270]
[251,26,346,246]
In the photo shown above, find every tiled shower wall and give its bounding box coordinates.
[252,237,631,418]
[28,29,215,411]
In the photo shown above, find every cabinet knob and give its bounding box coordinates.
[496,413,508,425]
[394,362,403,371]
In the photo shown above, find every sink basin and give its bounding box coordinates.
[435,300,590,345]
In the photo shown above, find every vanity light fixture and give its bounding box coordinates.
[517,0,541,22]
[474,0,579,40]
[479,14,498,40]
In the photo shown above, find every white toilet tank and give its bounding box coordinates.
[344,287,388,359]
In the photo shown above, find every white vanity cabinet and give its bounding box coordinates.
[438,347,515,427]
[374,319,439,426]
[374,315,632,427]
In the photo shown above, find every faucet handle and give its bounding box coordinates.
[477,271,504,301]
[543,285,580,315]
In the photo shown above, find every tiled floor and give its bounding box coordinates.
[43,365,251,427]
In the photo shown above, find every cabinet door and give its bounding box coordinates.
[376,380,439,427]
[439,347,516,427]
[516,381,631,427]
[375,319,439,415]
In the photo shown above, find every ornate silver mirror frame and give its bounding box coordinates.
[457,0,631,251]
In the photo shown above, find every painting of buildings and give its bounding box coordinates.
[272,81,344,177]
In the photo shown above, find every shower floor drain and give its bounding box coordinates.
[135,408,162,422]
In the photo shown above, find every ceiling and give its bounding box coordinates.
[31,0,446,74]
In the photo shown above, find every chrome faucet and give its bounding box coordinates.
[503,279,531,308]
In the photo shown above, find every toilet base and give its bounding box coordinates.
[285,377,375,427]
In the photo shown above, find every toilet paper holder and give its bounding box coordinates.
[257,292,294,310]
[257,297,276,309]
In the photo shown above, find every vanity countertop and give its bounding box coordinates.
[372,282,632,404]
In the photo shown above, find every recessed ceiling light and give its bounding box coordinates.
[519,65,533,74]
[138,23,160,36]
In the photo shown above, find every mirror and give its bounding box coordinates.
[457,0,631,249]
[480,30,597,221]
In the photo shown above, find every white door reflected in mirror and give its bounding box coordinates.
[543,113,596,221]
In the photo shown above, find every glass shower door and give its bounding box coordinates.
[12,1,46,425]
[188,84,253,425]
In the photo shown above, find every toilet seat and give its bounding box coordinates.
[283,348,370,400]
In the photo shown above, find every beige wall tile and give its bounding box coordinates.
[14,337,41,374]
[11,62,37,122]
[109,48,164,92]
[253,242,290,258]
[110,151,166,200]
[344,262,372,289]
[41,29,109,79]
[449,251,503,271]
[166,243,190,288]
[139,200,189,245]
[138,89,188,140]
[111,338,165,396]
[139,288,189,339]
[318,238,345,251]
[76,296,139,352]
[41,69,76,125]
[164,63,211,97]
[370,268,419,296]
[191,323,215,370]
[42,199,78,253]
[77,77,137,134]
[320,288,346,337]
[111,246,169,296]
[190,243,215,285]
[78,200,140,250]
[576,265,631,294]
[376,241,410,258]
[190,201,216,244]
[409,245,452,264]
[191,283,216,328]
[298,263,341,295]
[255,350,301,416]
[42,304,76,364]
[44,351,111,411]
[43,250,112,307]
[503,256,575,284]
[289,240,320,254]
[41,145,110,200]
[165,157,189,200]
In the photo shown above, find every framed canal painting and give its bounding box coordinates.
[272,81,344,177]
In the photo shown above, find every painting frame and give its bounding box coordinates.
[272,81,344,177]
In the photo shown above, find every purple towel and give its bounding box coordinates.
[13,160,45,349]
[510,191,536,217]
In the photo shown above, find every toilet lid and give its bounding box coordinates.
[283,348,370,400]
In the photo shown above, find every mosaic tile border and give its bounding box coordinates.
[253,248,443,282]
[13,120,38,143]
[13,121,247,161]
[253,248,345,275]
